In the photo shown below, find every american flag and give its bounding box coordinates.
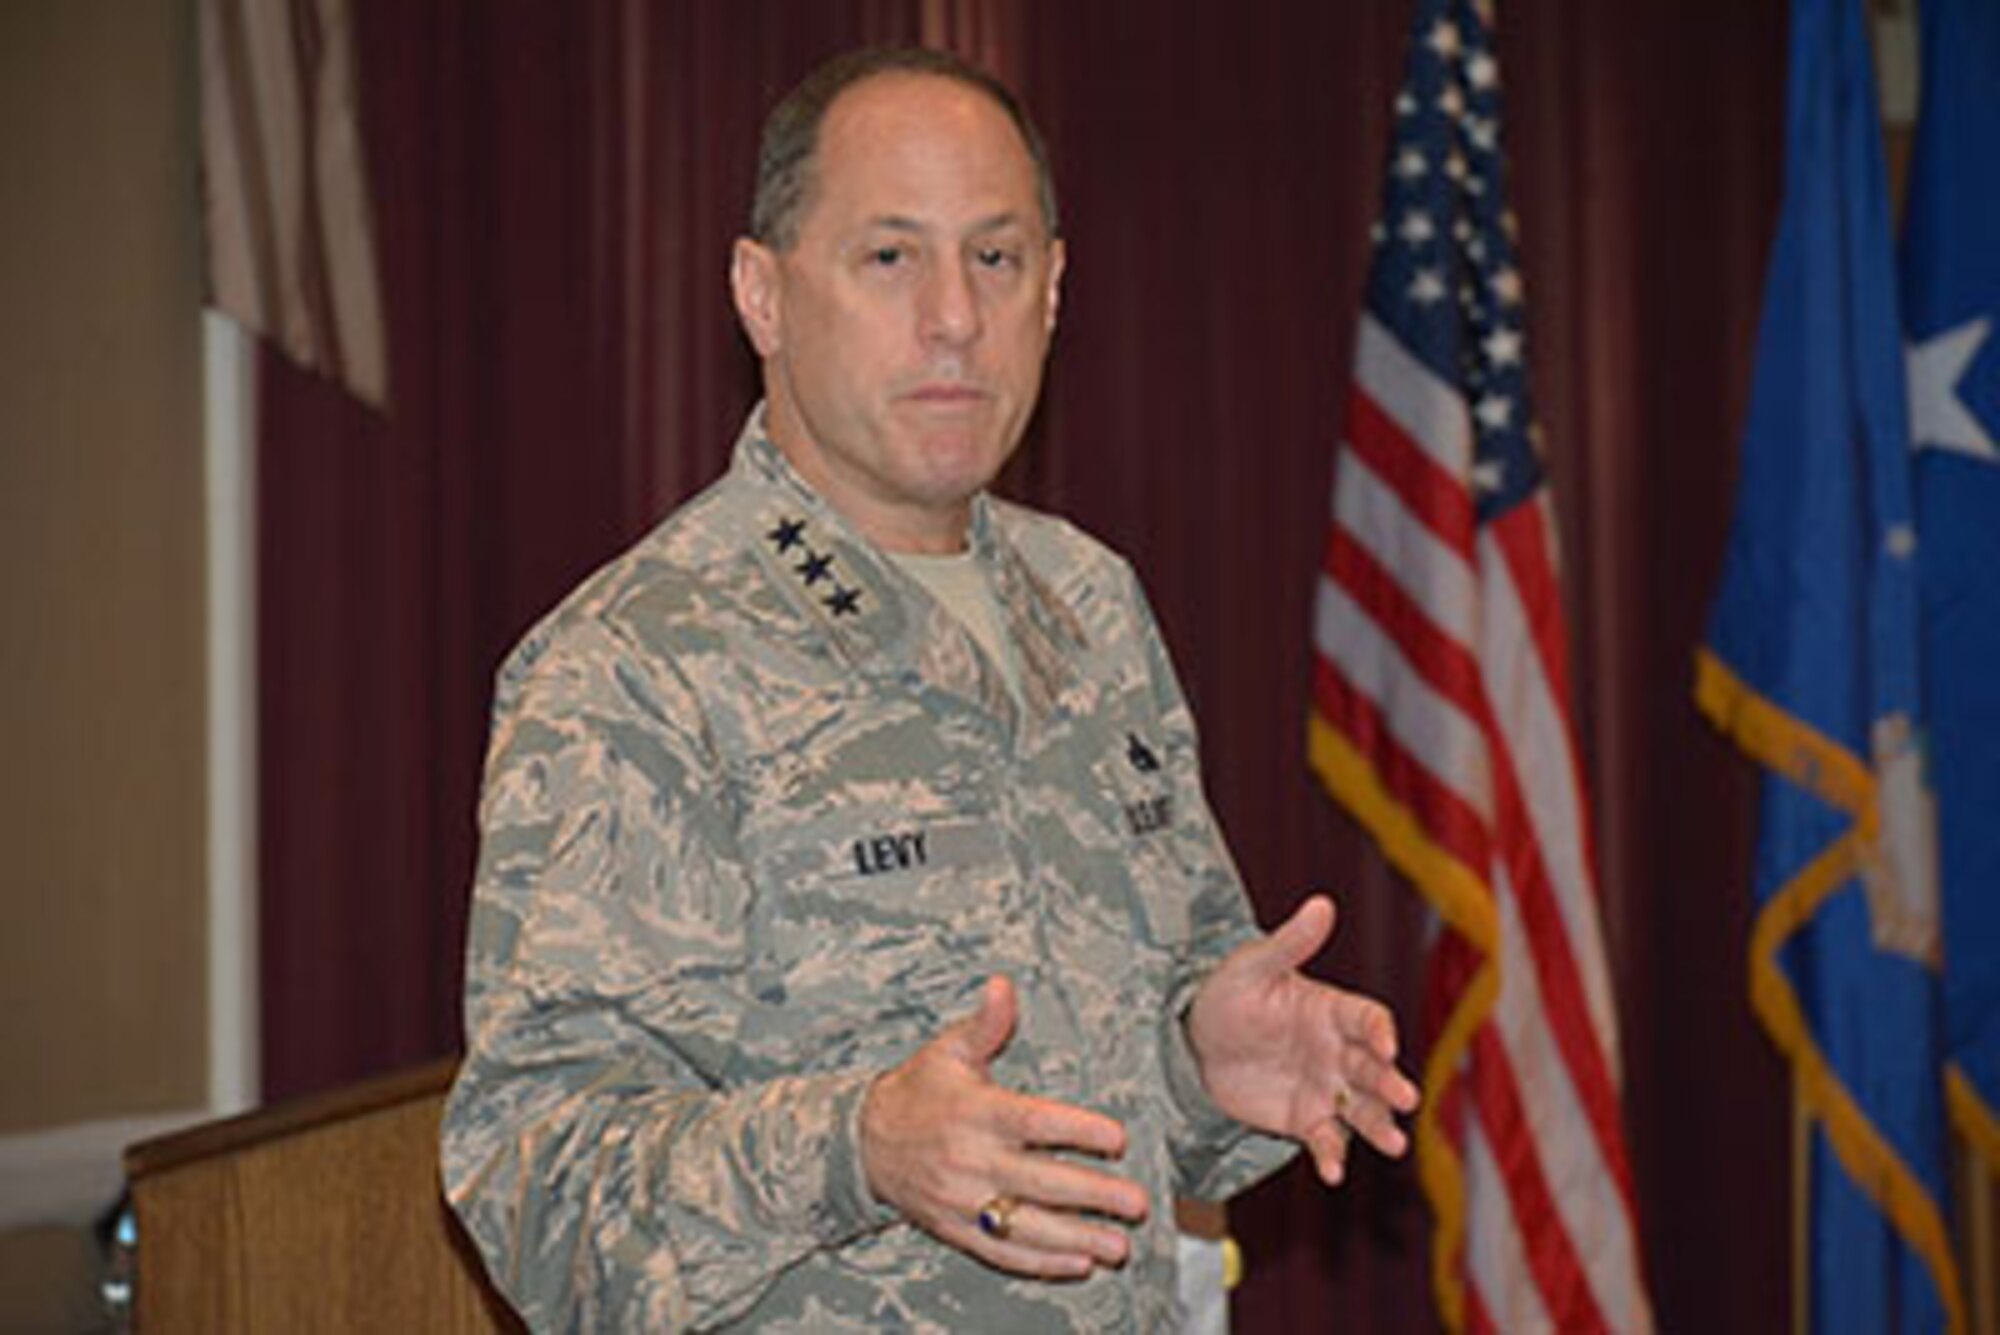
[1307,1,1652,1329]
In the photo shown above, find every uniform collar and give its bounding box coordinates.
[728,405,1089,723]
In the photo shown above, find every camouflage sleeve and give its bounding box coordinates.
[1123,568,1300,1201]
[441,621,897,1332]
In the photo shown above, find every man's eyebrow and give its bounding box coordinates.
[855,211,1033,236]
[966,212,1033,237]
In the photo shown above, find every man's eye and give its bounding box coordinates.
[975,246,1021,270]
[866,245,909,268]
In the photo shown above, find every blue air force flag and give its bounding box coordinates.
[1696,0,1962,1330]
[1903,0,2000,1180]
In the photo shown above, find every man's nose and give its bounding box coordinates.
[917,257,981,347]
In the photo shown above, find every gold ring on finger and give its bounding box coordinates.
[976,1194,1020,1241]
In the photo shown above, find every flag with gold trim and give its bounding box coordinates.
[1697,0,1961,1328]
[1308,0,1651,1327]
[1903,0,2000,1188]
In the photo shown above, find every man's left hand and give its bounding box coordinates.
[1185,894,1420,1185]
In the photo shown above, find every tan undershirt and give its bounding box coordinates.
[889,550,1023,705]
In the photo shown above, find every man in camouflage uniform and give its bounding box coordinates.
[442,47,1418,1332]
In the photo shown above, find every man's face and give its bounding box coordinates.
[733,73,1065,553]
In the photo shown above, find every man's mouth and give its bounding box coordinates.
[902,383,988,405]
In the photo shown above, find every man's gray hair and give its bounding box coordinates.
[748,47,1060,250]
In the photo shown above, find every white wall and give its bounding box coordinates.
[0,0,214,1217]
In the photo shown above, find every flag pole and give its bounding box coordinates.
[1794,1079,1810,1335]
[1970,1150,1994,1335]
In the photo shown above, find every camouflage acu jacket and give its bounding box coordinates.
[442,411,1296,1331]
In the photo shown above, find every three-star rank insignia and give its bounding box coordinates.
[766,514,864,619]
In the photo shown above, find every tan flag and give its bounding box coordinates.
[199,0,387,408]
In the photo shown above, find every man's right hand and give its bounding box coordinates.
[859,975,1150,1279]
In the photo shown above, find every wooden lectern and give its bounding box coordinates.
[125,1059,1241,1332]
[124,1059,524,1334]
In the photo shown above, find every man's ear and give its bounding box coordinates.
[731,237,783,357]
[1044,238,1066,336]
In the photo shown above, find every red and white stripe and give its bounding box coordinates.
[1313,311,1653,1332]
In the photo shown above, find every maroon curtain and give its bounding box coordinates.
[258,2,1788,1329]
